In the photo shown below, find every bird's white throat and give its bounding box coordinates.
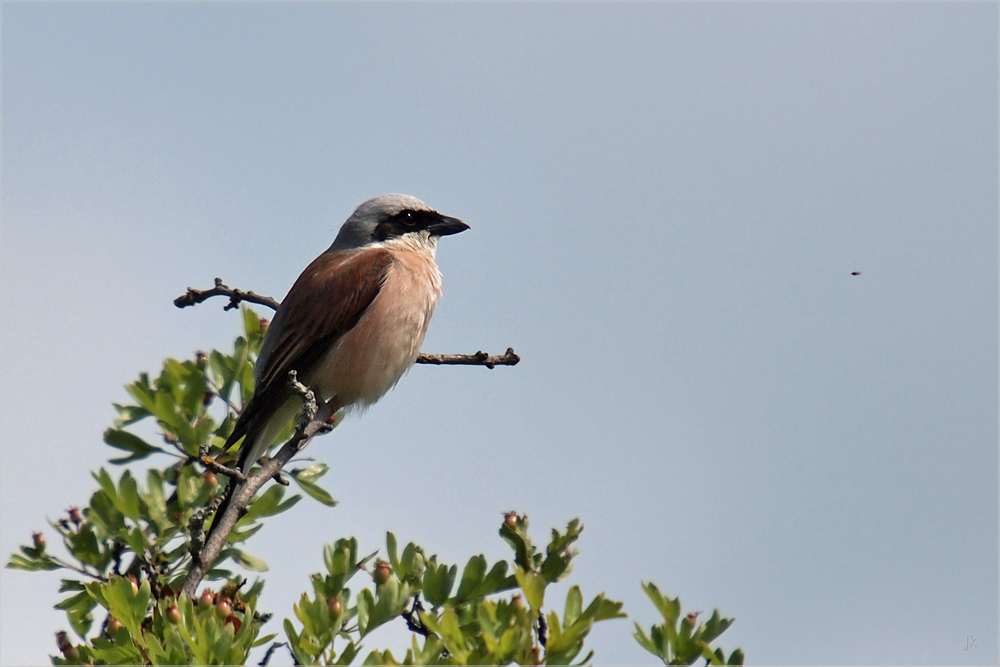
[378,230,438,258]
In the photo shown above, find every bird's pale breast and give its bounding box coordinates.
[314,248,443,408]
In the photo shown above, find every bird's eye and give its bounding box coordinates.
[402,211,417,227]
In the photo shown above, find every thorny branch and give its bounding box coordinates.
[197,446,246,483]
[174,279,520,368]
[187,496,224,567]
[180,373,336,599]
[174,278,280,311]
[416,348,520,369]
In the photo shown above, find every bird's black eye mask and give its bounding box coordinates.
[373,209,443,241]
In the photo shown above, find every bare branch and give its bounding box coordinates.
[187,496,223,566]
[416,348,520,369]
[174,278,280,311]
[198,456,245,483]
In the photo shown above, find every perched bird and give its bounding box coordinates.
[211,194,468,527]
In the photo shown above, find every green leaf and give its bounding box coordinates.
[242,306,263,344]
[564,586,583,628]
[55,591,97,639]
[477,561,517,597]
[229,548,269,572]
[6,553,60,572]
[125,526,147,555]
[292,475,338,507]
[283,618,313,667]
[292,462,330,483]
[514,567,545,612]
[421,607,466,653]
[499,516,536,572]
[244,485,290,519]
[701,644,726,665]
[209,350,236,402]
[335,641,360,665]
[93,469,119,505]
[454,555,486,602]
[633,623,659,656]
[118,470,143,519]
[356,588,374,635]
[144,469,168,528]
[363,577,406,636]
[422,561,457,607]
[541,608,588,663]
[88,488,125,534]
[247,485,302,519]
[700,608,735,644]
[67,604,94,639]
[650,624,666,656]
[642,581,673,622]
[89,637,144,665]
[251,633,279,649]
[86,577,151,640]
[386,532,399,572]
[581,594,626,622]
[539,519,582,583]
[59,579,86,593]
[113,403,152,427]
[67,524,107,569]
[104,428,163,464]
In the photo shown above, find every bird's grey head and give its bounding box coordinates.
[329,194,469,252]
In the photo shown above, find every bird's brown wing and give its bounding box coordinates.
[224,248,395,456]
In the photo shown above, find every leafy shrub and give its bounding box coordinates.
[8,308,743,665]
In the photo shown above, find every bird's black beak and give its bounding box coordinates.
[428,215,470,237]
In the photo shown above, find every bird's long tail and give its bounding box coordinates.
[201,399,294,554]
[202,429,260,556]
[199,398,338,568]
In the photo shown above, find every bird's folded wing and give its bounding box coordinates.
[256,247,395,394]
[224,248,395,453]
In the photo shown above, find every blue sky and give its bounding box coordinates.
[2,4,996,664]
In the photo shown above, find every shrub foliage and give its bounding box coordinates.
[8,308,743,665]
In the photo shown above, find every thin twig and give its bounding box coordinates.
[174,278,280,311]
[416,348,520,369]
[47,555,108,582]
[198,456,246,483]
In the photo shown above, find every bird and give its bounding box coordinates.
[209,194,468,535]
